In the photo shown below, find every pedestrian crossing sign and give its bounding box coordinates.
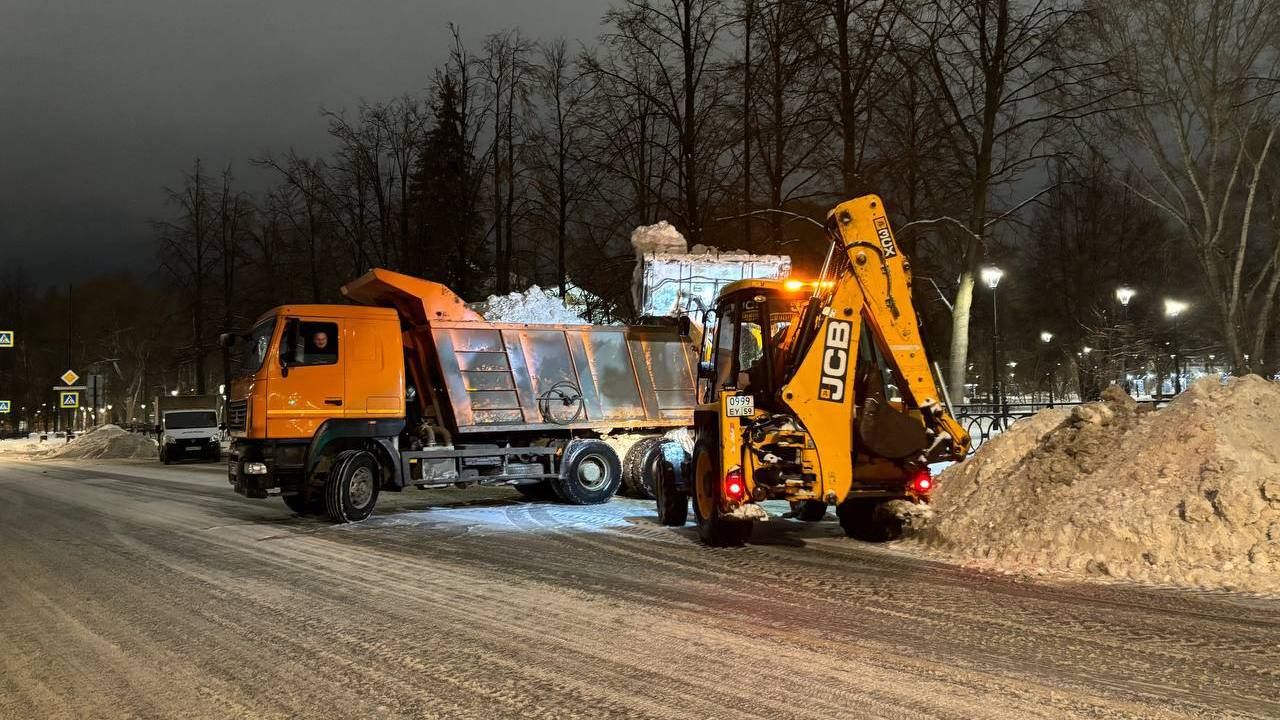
[60,392,79,409]
[0,401,9,413]
[0,331,12,347]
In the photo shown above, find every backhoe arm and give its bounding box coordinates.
[827,195,970,461]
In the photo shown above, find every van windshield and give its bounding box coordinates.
[234,317,277,377]
[164,411,218,430]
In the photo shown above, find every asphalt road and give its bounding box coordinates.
[1,457,1277,719]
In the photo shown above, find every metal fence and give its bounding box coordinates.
[954,399,1167,454]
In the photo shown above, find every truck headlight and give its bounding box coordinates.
[244,462,269,475]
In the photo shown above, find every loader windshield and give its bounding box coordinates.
[710,290,802,402]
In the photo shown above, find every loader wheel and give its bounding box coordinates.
[791,500,828,522]
[836,498,903,542]
[553,440,621,505]
[324,450,380,523]
[622,437,663,499]
[691,441,751,547]
[654,448,688,527]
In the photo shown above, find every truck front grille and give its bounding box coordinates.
[227,400,248,431]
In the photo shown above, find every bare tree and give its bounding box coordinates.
[155,158,217,394]
[1093,0,1280,374]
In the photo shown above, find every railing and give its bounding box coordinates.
[954,399,1166,454]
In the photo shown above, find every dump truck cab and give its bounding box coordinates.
[226,303,407,510]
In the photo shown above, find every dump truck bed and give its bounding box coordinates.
[342,268,697,436]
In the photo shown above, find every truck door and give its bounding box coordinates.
[266,316,346,438]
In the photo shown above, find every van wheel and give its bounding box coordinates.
[160,446,171,465]
[553,440,621,505]
[324,450,380,523]
[691,441,751,547]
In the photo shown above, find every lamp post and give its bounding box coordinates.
[1115,287,1135,393]
[1039,331,1054,406]
[981,266,1005,426]
[1164,299,1188,394]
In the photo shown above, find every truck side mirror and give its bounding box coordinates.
[218,332,236,348]
[278,318,298,376]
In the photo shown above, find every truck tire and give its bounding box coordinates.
[553,440,621,505]
[836,498,903,542]
[791,500,827,522]
[622,437,663,499]
[324,449,381,523]
[691,441,751,547]
[654,450,688,527]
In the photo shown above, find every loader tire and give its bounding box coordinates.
[553,440,621,505]
[324,449,380,523]
[691,441,751,547]
[837,498,903,542]
[791,500,828,522]
[622,437,663,498]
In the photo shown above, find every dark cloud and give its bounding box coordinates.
[0,0,607,285]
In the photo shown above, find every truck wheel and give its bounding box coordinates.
[324,450,381,523]
[791,500,828,522]
[622,437,662,498]
[654,450,688,527]
[836,498,903,542]
[691,441,751,547]
[553,440,621,505]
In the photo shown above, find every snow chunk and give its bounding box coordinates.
[481,285,590,325]
[630,221,688,256]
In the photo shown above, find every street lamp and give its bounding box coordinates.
[1115,287,1136,307]
[980,266,1005,424]
[1164,299,1189,393]
[1039,332,1055,406]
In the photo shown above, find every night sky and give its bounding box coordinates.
[0,0,608,286]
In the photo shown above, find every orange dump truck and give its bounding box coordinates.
[225,269,696,522]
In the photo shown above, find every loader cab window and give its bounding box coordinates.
[294,321,339,366]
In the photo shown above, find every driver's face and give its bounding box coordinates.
[313,332,329,350]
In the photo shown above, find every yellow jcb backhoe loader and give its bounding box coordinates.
[656,194,970,546]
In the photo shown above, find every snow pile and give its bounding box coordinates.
[921,376,1280,594]
[481,285,590,325]
[631,221,792,317]
[0,436,49,456]
[45,424,158,460]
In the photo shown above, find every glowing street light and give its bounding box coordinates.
[1164,299,1189,393]
[1163,298,1188,318]
[981,266,1004,290]
[1040,331,1054,343]
[1115,287,1136,307]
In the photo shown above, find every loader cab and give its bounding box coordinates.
[698,280,807,408]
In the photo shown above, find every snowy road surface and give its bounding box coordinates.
[1,458,1277,719]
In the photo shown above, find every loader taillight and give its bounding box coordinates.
[724,467,746,503]
[910,471,933,494]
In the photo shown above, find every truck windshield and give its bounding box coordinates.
[235,318,277,377]
[164,411,218,429]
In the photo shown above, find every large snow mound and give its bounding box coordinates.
[45,424,158,460]
[0,436,48,456]
[481,285,590,325]
[921,376,1280,594]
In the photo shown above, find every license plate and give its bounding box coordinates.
[725,395,754,417]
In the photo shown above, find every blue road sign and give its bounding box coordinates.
[0,401,10,413]
[60,392,79,409]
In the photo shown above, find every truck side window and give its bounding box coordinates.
[296,321,339,366]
